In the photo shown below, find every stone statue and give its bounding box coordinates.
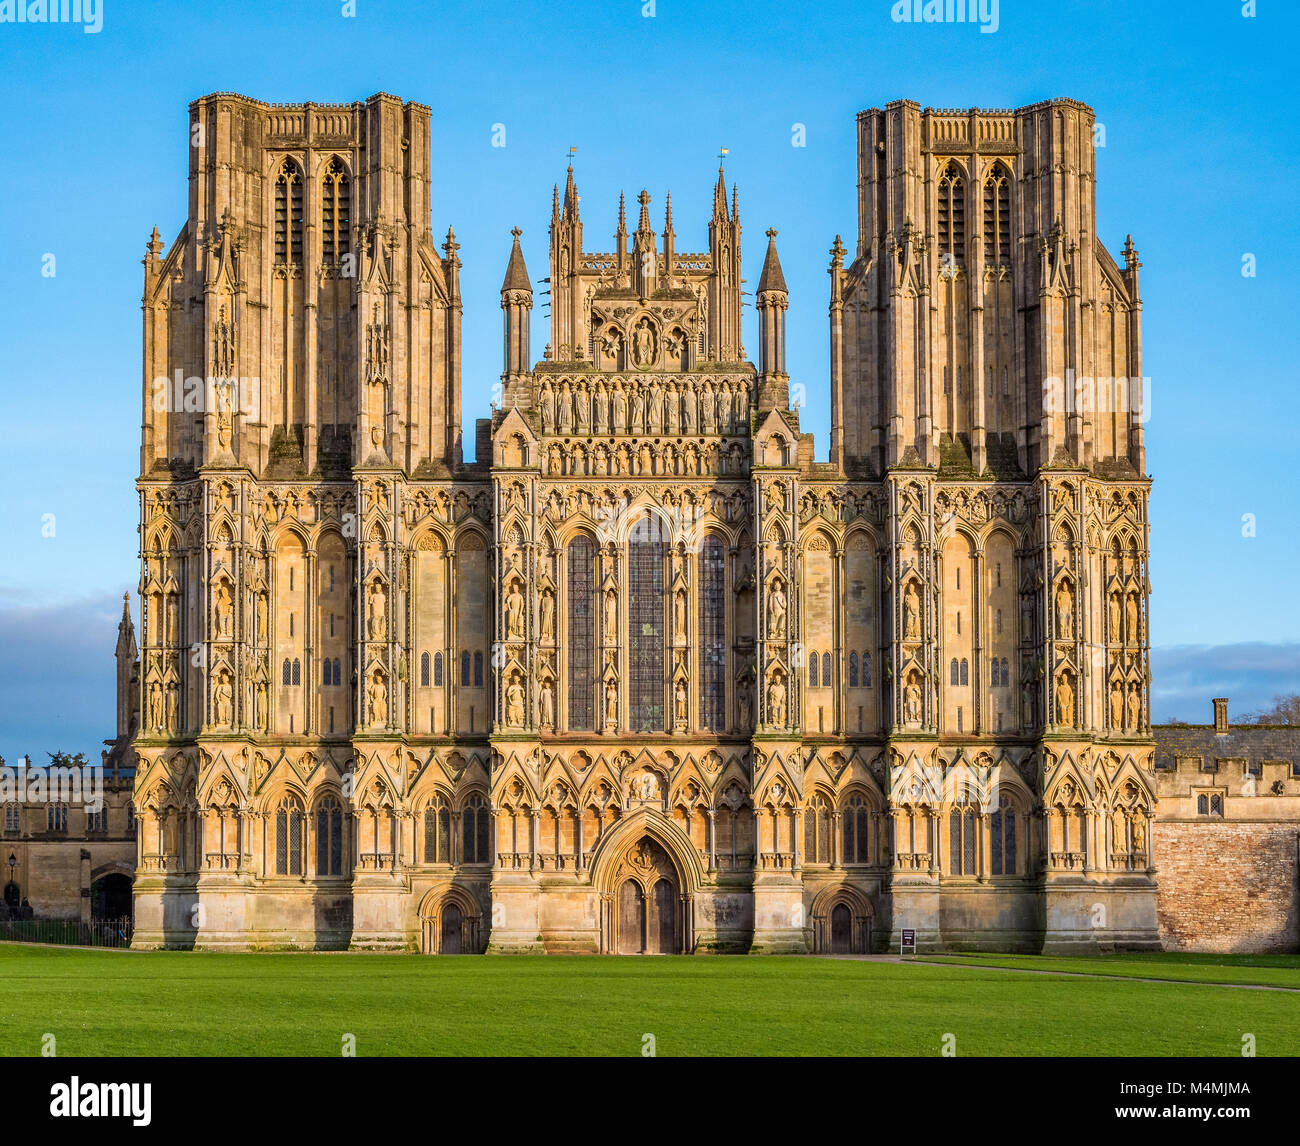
[1110,682,1124,729]
[1055,580,1073,640]
[1126,683,1141,730]
[605,678,618,725]
[904,676,922,724]
[1130,814,1146,852]
[254,592,267,644]
[166,682,179,731]
[506,676,525,726]
[767,674,786,726]
[539,679,554,727]
[675,678,688,723]
[149,680,163,729]
[612,383,627,433]
[215,582,232,637]
[1112,807,1127,853]
[557,383,573,433]
[254,679,267,731]
[215,670,233,726]
[1109,592,1121,640]
[634,320,654,366]
[604,589,618,642]
[505,582,525,639]
[540,383,555,433]
[166,594,179,644]
[1126,592,1139,643]
[574,384,590,433]
[674,589,687,637]
[737,677,753,729]
[767,579,787,638]
[539,589,555,642]
[367,672,386,726]
[367,581,386,641]
[903,581,920,641]
[1056,674,1074,726]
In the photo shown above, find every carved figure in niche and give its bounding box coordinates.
[1126,592,1139,643]
[539,679,555,727]
[1110,681,1124,729]
[701,383,715,432]
[903,580,921,641]
[647,381,663,432]
[602,330,620,362]
[904,674,922,724]
[675,678,688,723]
[612,382,628,432]
[539,588,555,642]
[605,678,618,724]
[505,675,525,726]
[1111,806,1127,852]
[214,581,233,637]
[674,588,687,637]
[557,382,573,433]
[1055,673,1074,726]
[254,591,267,644]
[630,386,646,434]
[166,594,179,644]
[254,679,267,730]
[1109,592,1121,641]
[683,384,698,433]
[767,673,787,726]
[505,580,526,640]
[166,682,179,731]
[540,382,555,433]
[1130,813,1146,853]
[367,580,387,641]
[1055,579,1073,640]
[604,589,618,641]
[767,578,787,638]
[575,384,590,434]
[594,383,609,433]
[634,319,655,367]
[665,384,680,434]
[637,772,659,801]
[1126,683,1141,730]
[367,671,387,726]
[548,444,562,476]
[737,676,753,729]
[149,680,163,729]
[215,669,233,726]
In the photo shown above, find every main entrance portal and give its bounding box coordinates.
[614,838,681,954]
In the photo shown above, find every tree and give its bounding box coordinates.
[1253,694,1300,726]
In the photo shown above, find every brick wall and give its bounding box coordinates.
[1154,821,1299,953]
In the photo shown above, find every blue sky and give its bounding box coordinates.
[1,0,1297,756]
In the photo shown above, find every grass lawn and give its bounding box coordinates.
[910,951,1300,989]
[1,945,1296,1057]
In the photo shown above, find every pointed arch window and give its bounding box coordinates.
[420,651,431,688]
[937,163,965,266]
[803,794,832,864]
[983,164,1011,264]
[274,158,304,266]
[567,535,596,731]
[292,658,301,686]
[433,652,443,687]
[950,658,960,686]
[990,800,1017,875]
[848,652,859,688]
[628,514,667,732]
[460,650,471,687]
[699,535,726,730]
[461,795,490,864]
[282,658,292,686]
[473,651,484,687]
[809,652,819,688]
[275,794,304,876]
[424,797,452,863]
[949,804,976,875]
[321,157,351,264]
[843,794,871,863]
[315,795,344,876]
[960,658,969,686]
[862,652,871,687]
[822,652,832,688]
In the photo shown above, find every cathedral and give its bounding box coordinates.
[130,93,1158,954]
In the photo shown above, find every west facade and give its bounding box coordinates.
[131,94,1158,954]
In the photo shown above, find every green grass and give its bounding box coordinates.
[910,951,1300,989]
[1,945,1296,1057]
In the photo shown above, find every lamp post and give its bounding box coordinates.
[6,852,15,918]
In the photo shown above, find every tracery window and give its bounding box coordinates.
[950,658,960,686]
[948,803,976,875]
[822,652,832,688]
[990,800,1017,875]
[321,157,351,264]
[938,162,965,265]
[699,535,726,730]
[628,515,667,732]
[274,158,304,265]
[803,794,832,864]
[460,651,470,686]
[862,652,871,687]
[420,652,431,688]
[843,794,871,863]
[424,797,452,863]
[567,535,596,731]
[47,804,68,833]
[848,652,859,688]
[809,651,819,688]
[473,651,484,688]
[315,796,344,876]
[275,794,304,876]
[960,658,969,686]
[282,658,292,686]
[292,658,301,686]
[461,795,490,863]
[433,652,443,686]
[983,163,1011,264]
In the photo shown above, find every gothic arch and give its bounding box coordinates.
[588,806,705,897]
[417,885,483,955]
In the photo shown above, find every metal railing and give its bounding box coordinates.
[0,917,134,948]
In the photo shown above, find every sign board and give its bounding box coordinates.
[900,928,916,954]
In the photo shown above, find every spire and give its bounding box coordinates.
[663,192,674,237]
[732,183,740,225]
[758,228,787,294]
[636,189,652,233]
[563,165,579,220]
[501,226,531,293]
[552,183,560,223]
[115,593,136,656]
[617,191,627,236]
[713,165,729,220]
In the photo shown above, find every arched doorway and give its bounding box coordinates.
[830,903,851,953]
[613,838,681,954]
[441,902,463,955]
[90,872,133,921]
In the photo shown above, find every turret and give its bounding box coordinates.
[501,227,533,392]
[756,228,789,407]
[114,593,138,740]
